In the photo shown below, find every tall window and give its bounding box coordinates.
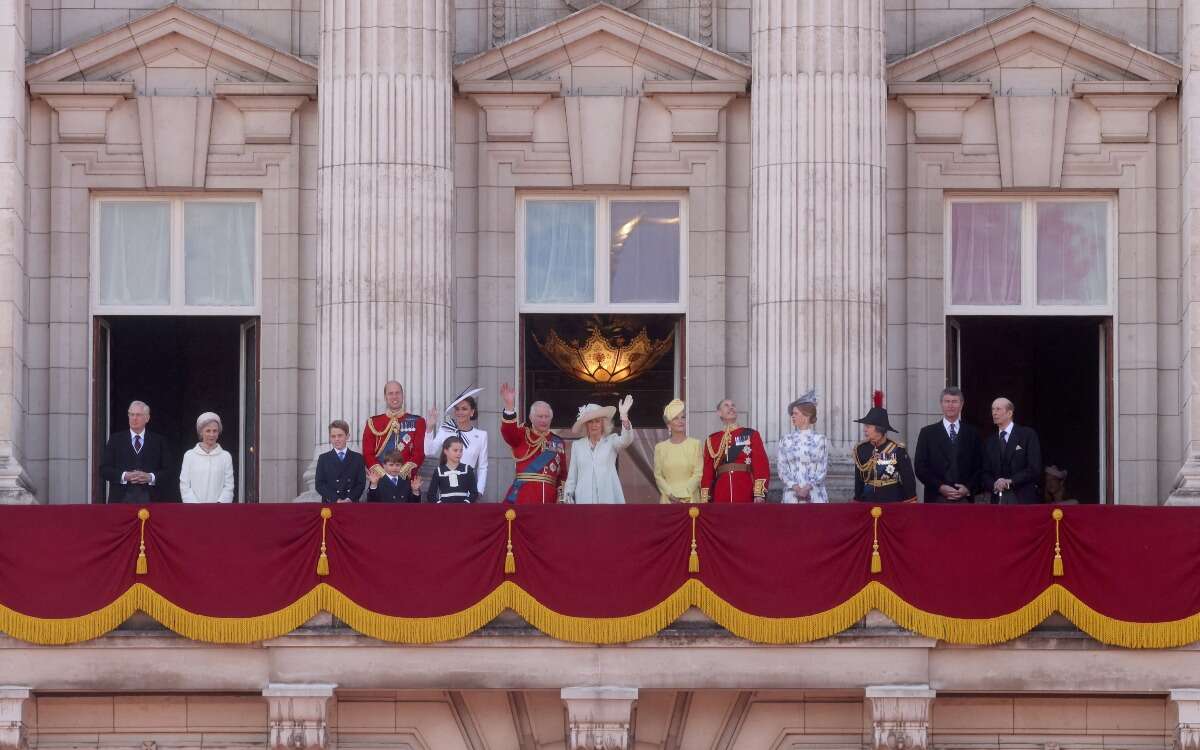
[92,196,260,314]
[519,194,687,312]
[945,195,1114,314]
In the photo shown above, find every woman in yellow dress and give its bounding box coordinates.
[653,399,703,503]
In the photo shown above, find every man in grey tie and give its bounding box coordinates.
[981,397,1043,504]
[914,387,984,503]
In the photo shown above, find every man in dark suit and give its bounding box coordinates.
[99,400,172,503]
[981,397,1043,504]
[914,386,983,503]
[315,420,366,503]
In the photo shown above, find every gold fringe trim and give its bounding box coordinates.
[6,581,1200,648]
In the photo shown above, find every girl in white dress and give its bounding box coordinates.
[424,387,489,496]
[563,396,634,504]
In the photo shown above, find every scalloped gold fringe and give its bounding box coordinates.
[4,581,1200,648]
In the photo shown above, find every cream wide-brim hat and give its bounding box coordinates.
[572,403,616,437]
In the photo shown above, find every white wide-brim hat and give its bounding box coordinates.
[573,403,616,436]
[445,386,484,414]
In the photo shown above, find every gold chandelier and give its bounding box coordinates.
[534,324,674,388]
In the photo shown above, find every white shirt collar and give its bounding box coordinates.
[942,418,960,432]
[130,429,145,440]
[999,422,1015,437]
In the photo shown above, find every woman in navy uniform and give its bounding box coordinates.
[852,392,917,503]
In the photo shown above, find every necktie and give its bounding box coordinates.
[134,434,142,454]
[948,423,958,443]
[391,476,399,487]
[337,451,345,462]
[1000,430,1008,445]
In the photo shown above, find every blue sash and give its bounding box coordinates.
[504,445,558,503]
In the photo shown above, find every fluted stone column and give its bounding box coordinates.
[1170,0,1200,505]
[312,0,454,482]
[748,0,886,498]
[0,0,34,504]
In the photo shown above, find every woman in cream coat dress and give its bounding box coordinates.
[563,396,634,504]
[179,412,235,503]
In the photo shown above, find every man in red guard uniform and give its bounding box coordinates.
[499,382,566,504]
[701,398,770,503]
[362,380,426,483]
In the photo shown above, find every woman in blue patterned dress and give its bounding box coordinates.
[776,390,828,504]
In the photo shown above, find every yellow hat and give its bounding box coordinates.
[662,399,685,423]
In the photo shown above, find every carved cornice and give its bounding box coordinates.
[562,687,638,750]
[866,686,935,750]
[0,688,32,750]
[263,684,335,750]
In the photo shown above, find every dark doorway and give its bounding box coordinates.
[95,316,254,503]
[951,316,1110,504]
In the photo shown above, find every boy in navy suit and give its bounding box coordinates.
[315,420,366,503]
[367,450,421,503]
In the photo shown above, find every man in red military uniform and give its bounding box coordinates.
[362,381,426,482]
[499,382,566,504]
[701,398,769,503]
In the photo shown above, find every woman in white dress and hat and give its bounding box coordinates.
[563,396,635,504]
[425,386,489,496]
[179,411,235,503]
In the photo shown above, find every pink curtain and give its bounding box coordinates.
[951,202,1022,306]
[1036,202,1107,305]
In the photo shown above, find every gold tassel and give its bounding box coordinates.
[1051,508,1064,577]
[869,506,883,574]
[504,509,516,574]
[316,507,331,576]
[687,506,700,573]
[135,508,150,575]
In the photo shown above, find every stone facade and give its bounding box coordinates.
[0,0,1189,504]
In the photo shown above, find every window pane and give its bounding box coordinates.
[1037,202,1107,306]
[185,202,256,306]
[525,201,595,304]
[610,201,681,303]
[951,202,1022,306]
[99,202,170,306]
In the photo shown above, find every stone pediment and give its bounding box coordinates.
[888,2,1181,89]
[454,2,749,94]
[26,3,316,92]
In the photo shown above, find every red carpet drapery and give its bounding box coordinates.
[0,504,1196,647]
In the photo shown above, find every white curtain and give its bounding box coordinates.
[525,200,594,304]
[98,202,170,306]
[610,201,680,303]
[951,202,1022,306]
[1036,202,1107,305]
[185,202,256,306]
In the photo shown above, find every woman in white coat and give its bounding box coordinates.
[424,387,489,495]
[179,412,235,503]
[563,396,634,504]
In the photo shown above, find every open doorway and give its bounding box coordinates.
[92,316,259,503]
[949,316,1112,504]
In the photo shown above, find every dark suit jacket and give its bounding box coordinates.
[981,424,1043,504]
[315,449,366,503]
[914,420,983,503]
[99,430,172,503]
[367,475,420,503]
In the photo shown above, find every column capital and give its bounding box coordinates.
[561,687,638,750]
[263,683,335,750]
[0,687,32,750]
[1171,690,1200,750]
[866,685,935,750]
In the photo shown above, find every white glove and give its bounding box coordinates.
[618,395,633,419]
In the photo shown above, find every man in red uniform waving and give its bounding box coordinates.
[701,398,769,503]
[499,382,566,504]
[362,381,426,483]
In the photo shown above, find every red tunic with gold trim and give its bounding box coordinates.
[361,411,426,480]
[701,425,769,503]
[500,410,566,504]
